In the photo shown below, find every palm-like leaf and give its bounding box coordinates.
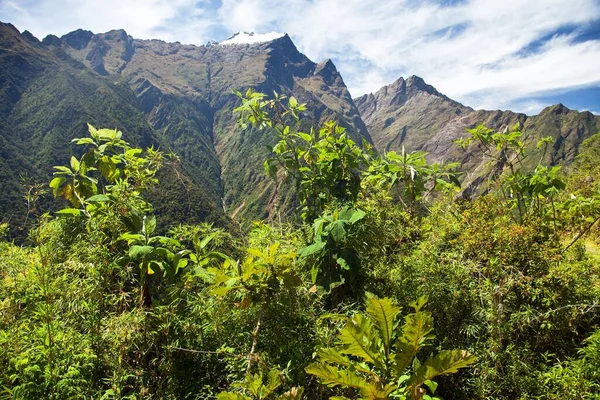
[392,302,433,375]
[406,350,477,398]
[305,363,370,390]
[365,296,400,355]
[338,313,384,370]
[307,296,474,399]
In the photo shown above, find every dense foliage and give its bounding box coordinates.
[1,94,599,399]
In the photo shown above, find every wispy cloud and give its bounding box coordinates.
[0,0,216,43]
[1,0,599,114]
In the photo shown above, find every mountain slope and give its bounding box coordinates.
[356,76,600,192]
[2,21,598,233]
[0,23,226,237]
[51,29,370,219]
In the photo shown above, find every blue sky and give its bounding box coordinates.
[1,0,599,115]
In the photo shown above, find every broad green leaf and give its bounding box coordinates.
[298,240,326,257]
[406,350,476,394]
[316,348,353,368]
[125,148,142,157]
[296,132,312,143]
[338,313,383,369]
[98,155,118,181]
[70,156,80,172]
[216,392,248,400]
[87,123,99,139]
[53,165,73,174]
[263,369,282,396]
[72,137,95,145]
[424,379,438,394]
[348,208,366,224]
[245,373,263,397]
[366,296,400,354]
[129,245,153,260]
[98,128,119,140]
[119,232,144,244]
[55,208,82,216]
[393,309,434,375]
[359,382,396,400]
[328,220,347,244]
[316,348,375,375]
[305,363,370,390]
[49,177,65,196]
[86,194,110,202]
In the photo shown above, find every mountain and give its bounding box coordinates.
[50,29,370,219]
[1,21,599,236]
[0,23,369,237]
[355,75,600,192]
[0,22,227,237]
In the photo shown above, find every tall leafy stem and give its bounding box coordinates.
[234,89,367,221]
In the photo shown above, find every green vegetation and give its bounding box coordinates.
[0,93,599,399]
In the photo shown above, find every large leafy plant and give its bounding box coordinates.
[118,213,188,307]
[299,206,366,291]
[217,368,304,400]
[49,125,188,308]
[306,296,476,399]
[50,124,162,218]
[455,123,563,225]
[234,89,367,221]
[364,149,459,218]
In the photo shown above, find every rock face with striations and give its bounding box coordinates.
[53,30,370,218]
[0,23,370,230]
[356,75,600,192]
[0,22,226,236]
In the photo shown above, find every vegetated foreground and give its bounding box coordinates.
[1,93,599,399]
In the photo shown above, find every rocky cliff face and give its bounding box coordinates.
[0,22,370,228]
[50,29,370,219]
[0,22,226,236]
[356,75,600,192]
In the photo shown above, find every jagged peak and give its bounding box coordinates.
[61,29,94,50]
[374,75,438,97]
[541,103,570,115]
[61,28,94,38]
[101,29,130,41]
[0,22,19,34]
[220,31,286,45]
[41,34,62,47]
[21,30,41,44]
[314,59,337,74]
[405,75,441,96]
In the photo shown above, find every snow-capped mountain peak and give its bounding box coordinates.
[220,31,285,45]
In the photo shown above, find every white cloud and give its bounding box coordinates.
[1,0,599,113]
[0,0,215,43]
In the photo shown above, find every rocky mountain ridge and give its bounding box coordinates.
[1,21,598,234]
[356,75,600,191]
[0,22,370,233]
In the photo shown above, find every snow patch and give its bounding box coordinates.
[220,31,285,45]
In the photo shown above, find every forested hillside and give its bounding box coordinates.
[1,90,599,399]
[0,23,227,239]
